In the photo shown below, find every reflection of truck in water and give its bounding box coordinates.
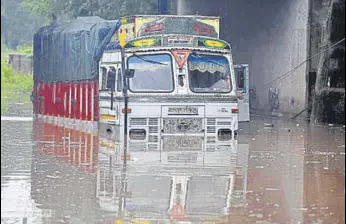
[30,119,249,223]
[32,15,242,155]
[97,133,249,223]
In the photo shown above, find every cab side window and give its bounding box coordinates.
[236,69,245,89]
[107,67,116,90]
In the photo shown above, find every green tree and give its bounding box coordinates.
[1,0,46,49]
[23,0,177,20]
[24,0,161,20]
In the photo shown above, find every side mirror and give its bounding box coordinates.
[125,69,135,78]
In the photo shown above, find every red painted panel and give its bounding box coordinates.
[37,82,42,114]
[62,82,70,117]
[67,83,71,118]
[40,82,48,114]
[53,83,58,116]
[60,83,65,117]
[59,83,64,117]
[74,83,81,119]
[81,82,87,120]
[55,83,62,116]
[87,82,92,121]
[41,82,47,115]
[40,83,45,115]
[67,83,72,118]
[39,82,45,115]
[70,82,76,119]
[93,81,99,121]
[35,78,99,120]
[45,83,52,116]
[75,82,81,119]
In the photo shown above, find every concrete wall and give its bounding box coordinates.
[310,0,345,124]
[176,0,309,115]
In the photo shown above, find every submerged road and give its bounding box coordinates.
[1,116,345,223]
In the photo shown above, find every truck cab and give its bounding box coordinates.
[98,15,239,158]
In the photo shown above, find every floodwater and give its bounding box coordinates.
[1,116,345,224]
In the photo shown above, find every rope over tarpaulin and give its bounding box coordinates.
[34,16,121,83]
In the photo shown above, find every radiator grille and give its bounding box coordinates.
[207,118,216,125]
[149,118,159,126]
[130,118,147,126]
[207,126,216,133]
[217,121,232,126]
[149,135,158,143]
[149,126,158,133]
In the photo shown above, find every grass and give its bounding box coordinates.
[1,47,34,114]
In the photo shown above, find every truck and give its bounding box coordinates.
[33,15,240,156]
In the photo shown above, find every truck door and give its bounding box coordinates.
[234,64,250,122]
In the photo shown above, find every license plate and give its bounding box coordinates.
[163,136,202,151]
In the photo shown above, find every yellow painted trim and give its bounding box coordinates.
[99,115,117,120]
[132,38,156,47]
[205,39,225,48]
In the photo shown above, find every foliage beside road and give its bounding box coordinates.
[1,45,33,113]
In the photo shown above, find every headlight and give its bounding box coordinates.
[218,128,232,141]
[129,129,146,140]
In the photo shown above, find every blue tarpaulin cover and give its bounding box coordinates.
[33,16,120,82]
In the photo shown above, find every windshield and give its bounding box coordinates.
[127,54,174,92]
[188,53,231,93]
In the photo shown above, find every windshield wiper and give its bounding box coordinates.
[131,54,168,65]
[190,52,225,67]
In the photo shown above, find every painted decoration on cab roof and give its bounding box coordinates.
[138,17,218,38]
